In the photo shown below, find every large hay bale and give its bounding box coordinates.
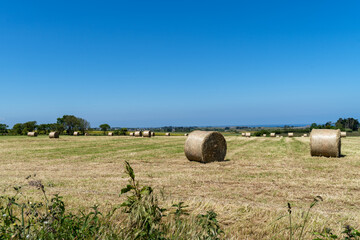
[341,132,347,138]
[303,134,308,137]
[310,129,341,158]
[185,133,189,136]
[143,131,152,137]
[27,132,38,137]
[288,132,294,137]
[151,132,155,136]
[262,134,267,137]
[276,135,280,138]
[73,132,79,136]
[49,132,59,138]
[184,131,227,163]
[134,131,142,137]
[129,132,134,136]
[245,132,251,137]
[241,132,245,136]
[84,133,89,136]
[108,132,113,136]
[270,133,276,137]
[165,132,170,136]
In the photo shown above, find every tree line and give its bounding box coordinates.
[1,115,90,135]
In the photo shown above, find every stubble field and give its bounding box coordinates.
[1,135,360,239]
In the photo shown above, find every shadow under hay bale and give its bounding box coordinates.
[310,129,341,158]
[185,130,227,163]
[27,132,38,137]
[49,132,59,138]
[143,130,151,137]
[134,131,142,137]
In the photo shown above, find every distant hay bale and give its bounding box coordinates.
[73,132,79,136]
[341,132,347,138]
[270,133,276,137]
[263,134,267,137]
[84,133,89,136]
[185,133,189,136]
[49,132,59,138]
[165,132,170,136]
[129,132,134,136]
[143,131,152,137]
[27,132,37,137]
[108,132,113,136]
[134,131,142,137]
[151,132,155,136]
[241,133,245,136]
[184,131,227,163]
[276,135,280,138]
[288,132,294,137]
[245,132,251,137]
[310,129,341,158]
[303,134,308,137]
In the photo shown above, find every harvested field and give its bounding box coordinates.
[1,135,360,239]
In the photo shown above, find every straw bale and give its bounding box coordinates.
[310,129,341,157]
[184,131,227,163]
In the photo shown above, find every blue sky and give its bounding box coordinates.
[1,1,360,128]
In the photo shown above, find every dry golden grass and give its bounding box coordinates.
[1,135,360,239]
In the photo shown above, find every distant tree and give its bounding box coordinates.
[12,123,24,135]
[99,124,110,135]
[57,115,80,135]
[336,117,359,131]
[78,118,90,134]
[0,123,8,134]
[119,128,128,135]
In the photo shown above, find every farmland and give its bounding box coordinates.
[1,135,360,239]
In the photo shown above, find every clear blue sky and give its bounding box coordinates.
[1,1,360,128]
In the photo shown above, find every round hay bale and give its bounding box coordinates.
[270,133,276,137]
[184,131,227,163]
[27,132,38,137]
[185,133,189,136]
[84,133,89,136]
[165,132,170,136]
[151,132,155,136]
[310,129,341,158]
[73,132,79,136]
[241,132,245,136]
[341,132,347,138]
[262,134,267,137]
[49,132,59,138]
[276,135,280,138]
[245,132,251,137]
[129,132,134,136]
[143,131,152,137]
[134,131,142,137]
[303,134,308,137]
[108,132,113,136]
[288,132,294,137]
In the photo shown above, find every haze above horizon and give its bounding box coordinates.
[1,1,360,128]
